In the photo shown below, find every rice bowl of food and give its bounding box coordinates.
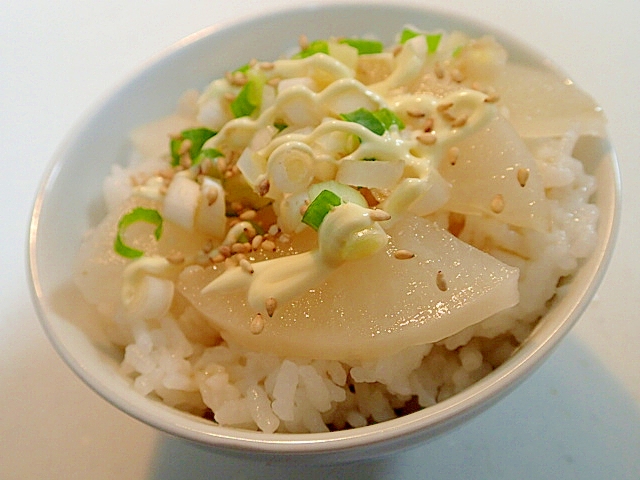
[28,2,619,462]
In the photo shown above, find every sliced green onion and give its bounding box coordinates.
[340,108,404,135]
[114,207,163,258]
[293,39,329,59]
[340,108,385,135]
[193,147,224,166]
[372,108,405,130]
[273,122,288,132]
[234,63,251,73]
[400,28,420,44]
[426,33,442,54]
[301,189,342,230]
[339,38,384,55]
[170,127,217,166]
[400,29,441,53]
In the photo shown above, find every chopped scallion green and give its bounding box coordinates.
[426,33,442,54]
[339,38,384,55]
[399,28,442,53]
[340,107,404,135]
[114,207,163,258]
[340,108,385,135]
[274,122,288,132]
[170,127,217,166]
[373,108,405,130]
[230,74,264,118]
[301,190,342,230]
[293,39,329,59]
[193,147,223,166]
[400,28,420,44]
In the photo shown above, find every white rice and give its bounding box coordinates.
[104,145,597,433]
[73,35,602,434]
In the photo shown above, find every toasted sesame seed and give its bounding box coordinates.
[267,77,281,87]
[239,209,258,220]
[436,270,448,291]
[447,146,460,166]
[179,154,192,169]
[267,224,280,236]
[394,249,415,260]
[436,101,453,112]
[218,245,232,257]
[298,34,309,50]
[158,167,176,180]
[259,61,275,71]
[278,234,291,244]
[434,62,445,79]
[211,253,225,263]
[231,242,246,254]
[423,117,434,133]
[239,258,254,274]
[224,92,236,102]
[368,209,391,221]
[450,114,469,128]
[484,93,500,103]
[417,132,437,145]
[261,239,276,252]
[166,253,185,265]
[224,256,238,269]
[517,167,530,187]
[450,68,465,83]
[407,109,425,118]
[202,240,214,254]
[490,194,505,214]
[257,177,270,196]
[205,188,219,206]
[178,139,192,156]
[250,313,265,334]
[217,157,227,174]
[198,157,213,176]
[196,252,213,266]
[265,297,277,317]
[251,234,264,250]
[230,201,244,213]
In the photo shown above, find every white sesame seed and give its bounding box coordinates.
[436,270,448,291]
[447,146,460,166]
[517,168,530,187]
[239,258,254,274]
[261,239,276,252]
[368,209,391,221]
[490,194,505,214]
[166,253,185,265]
[417,132,437,145]
[298,34,309,50]
[250,313,265,334]
[450,114,469,128]
[265,297,277,317]
[394,249,415,260]
[450,68,465,83]
[251,234,264,250]
[239,209,257,221]
[407,109,425,118]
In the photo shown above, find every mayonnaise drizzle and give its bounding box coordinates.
[197,35,499,314]
[202,203,388,314]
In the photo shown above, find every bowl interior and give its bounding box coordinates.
[28,1,620,462]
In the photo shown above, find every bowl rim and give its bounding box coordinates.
[28,0,621,457]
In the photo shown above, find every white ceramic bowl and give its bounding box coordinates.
[28,2,620,463]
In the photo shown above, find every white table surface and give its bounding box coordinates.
[3,0,639,478]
